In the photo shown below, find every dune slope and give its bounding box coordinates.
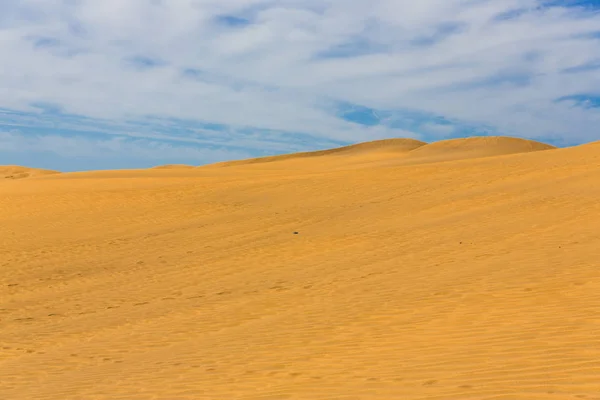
[1,140,600,400]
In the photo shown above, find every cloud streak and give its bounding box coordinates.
[1,0,600,169]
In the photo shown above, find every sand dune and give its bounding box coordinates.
[1,137,600,400]
[0,165,60,180]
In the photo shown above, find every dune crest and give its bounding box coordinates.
[0,165,60,180]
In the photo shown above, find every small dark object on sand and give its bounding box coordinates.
[293,232,299,235]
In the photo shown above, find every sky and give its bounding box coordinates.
[1,0,600,171]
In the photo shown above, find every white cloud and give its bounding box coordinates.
[1,0,600,167]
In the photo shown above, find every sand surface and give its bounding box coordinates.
[1,137,600,400]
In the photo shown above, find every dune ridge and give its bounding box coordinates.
[1,137,600,400]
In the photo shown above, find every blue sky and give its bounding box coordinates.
[1,0,600,171]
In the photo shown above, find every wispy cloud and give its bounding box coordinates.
[1,0,600,170]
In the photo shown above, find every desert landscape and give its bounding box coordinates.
[1,136,600,400]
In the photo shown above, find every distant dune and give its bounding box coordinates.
[2,136,600,399]
[0,165,60,180]
[210,136,555,169]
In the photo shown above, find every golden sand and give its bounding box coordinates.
[1,136,599,399]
